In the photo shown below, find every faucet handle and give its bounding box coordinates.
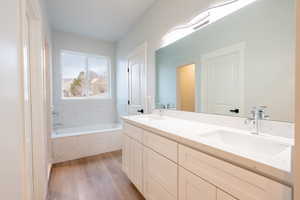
[258,106,270,120]
[262,114,270,120]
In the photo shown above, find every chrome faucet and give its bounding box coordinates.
[158,104,167,116]
[245,106,270,135]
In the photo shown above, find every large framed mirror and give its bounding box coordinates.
[155,0,295,122]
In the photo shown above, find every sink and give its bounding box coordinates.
[197,130,291,158]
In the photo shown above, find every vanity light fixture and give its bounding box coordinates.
[193,19,210,31]
[160,0,258,48]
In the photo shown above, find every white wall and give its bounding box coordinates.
[156,0,295,122]
[0,1,24,199]
[116,0,216,117]
[0,0,53,199]
[52,31,117,128]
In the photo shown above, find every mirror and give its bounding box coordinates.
[155,0,295,122]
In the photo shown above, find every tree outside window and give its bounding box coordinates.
[61,51,110,98]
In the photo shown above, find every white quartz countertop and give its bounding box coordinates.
[122,114,294,185]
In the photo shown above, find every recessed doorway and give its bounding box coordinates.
[176,64,196,112]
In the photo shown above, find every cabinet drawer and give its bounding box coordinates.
[123,123,143,142]
[144,147,177,199]
[179,145,292,200]
[143,130,178,162]
[179,167,216,200]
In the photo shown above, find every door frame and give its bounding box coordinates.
[21,0,49,199]
[126,42,148,114]
[200,43,245,116]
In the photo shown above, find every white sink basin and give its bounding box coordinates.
[198,130,291,158]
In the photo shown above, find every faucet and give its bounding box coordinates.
[158,104,167,116]
[245,106,270,135]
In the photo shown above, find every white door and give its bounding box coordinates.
[127,43,147,115]
[201,43,244,116]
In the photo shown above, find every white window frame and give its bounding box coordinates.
[60,50,112,100]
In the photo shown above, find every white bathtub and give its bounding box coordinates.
[51,123,123,163]
[52,123,122,138]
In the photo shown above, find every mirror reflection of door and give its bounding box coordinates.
[201,44,244,117]
[176,64,196,112]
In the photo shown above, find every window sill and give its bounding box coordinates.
[61,96,113,100]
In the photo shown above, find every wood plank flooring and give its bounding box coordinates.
[47,151,145,200]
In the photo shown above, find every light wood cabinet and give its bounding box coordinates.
[123,123,143,142]
[130,139,143,193]
[217,190,237,200]
[143,130,178,162]
[143,147,177,200]
[122,134,131,176]
[122,134,143,194]
[122,122,292,200]
[179,167,216,200]
[178,144,292,200]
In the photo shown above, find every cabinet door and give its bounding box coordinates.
[179,167,216,200]
[143,147,177,200]
[217,190,237,200]
[122,134,131,177]
[130,139,143,194]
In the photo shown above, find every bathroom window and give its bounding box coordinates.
[61,50,111,98]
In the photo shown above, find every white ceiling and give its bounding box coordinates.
[45,0,156,42]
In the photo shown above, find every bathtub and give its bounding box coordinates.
[52,123,122,138]
[51,123,123,163]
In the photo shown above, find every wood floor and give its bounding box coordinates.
[47,151,145,200]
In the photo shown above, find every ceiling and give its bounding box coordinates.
[45,0,156,42]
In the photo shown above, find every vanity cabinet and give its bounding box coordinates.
[143,130,178,162]
[122,134,131,176]
[217,190,237,200]
[179,166,237,200]
[123,123,143,142]
[179,167,217,200]
[122,134,143,194]
[122,122,292,200]
[143,146,178,200]
[178,145,292,200]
